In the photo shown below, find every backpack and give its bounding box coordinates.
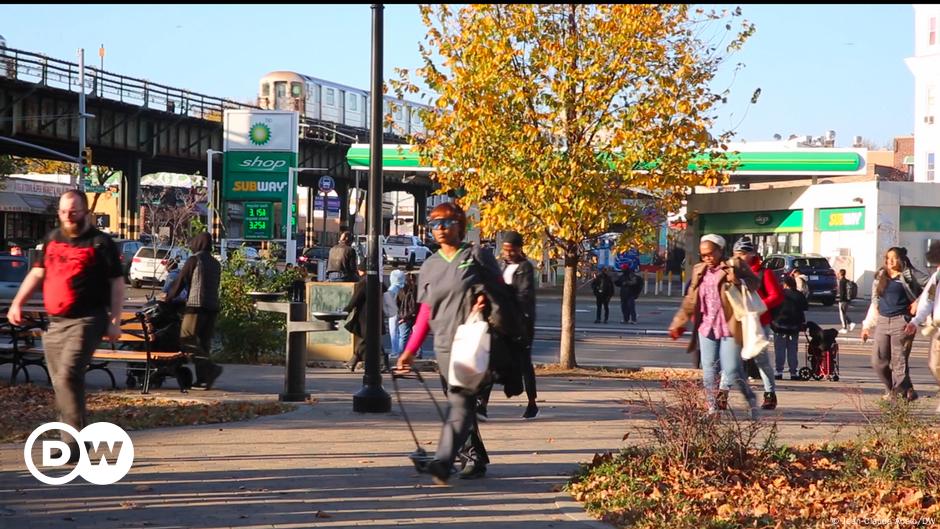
[396,283,418,323]
[846,280,858,300]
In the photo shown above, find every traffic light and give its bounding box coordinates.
[80,147,93,177]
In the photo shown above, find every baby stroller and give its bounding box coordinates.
[800,321,840,381]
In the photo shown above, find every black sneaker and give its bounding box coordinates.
[458,462,487,480]
[774,374,783,381]
[203,365,223,390]
[522,402,539,419]
[426,459,451,485]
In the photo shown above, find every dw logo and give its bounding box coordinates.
[23,422,134,485]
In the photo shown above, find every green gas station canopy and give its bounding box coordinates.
[346,144,864,176]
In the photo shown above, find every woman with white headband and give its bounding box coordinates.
[668,234,762,417]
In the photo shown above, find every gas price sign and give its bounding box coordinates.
[244,202,273,240]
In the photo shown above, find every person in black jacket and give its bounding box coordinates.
[342,261,388,372]
[591,267,615,323]
[771,276,808,380]
[165,232,223,390]
[326,231,358,282]
[615,266,643,324]
[836,269,855,333]
[477,231,539,420]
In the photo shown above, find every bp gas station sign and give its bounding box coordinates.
[223,110,299,257]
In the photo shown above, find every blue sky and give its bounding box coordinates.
[1,4,914,148]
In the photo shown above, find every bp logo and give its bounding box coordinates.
[249,122,272,146]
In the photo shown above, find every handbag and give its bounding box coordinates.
[448,310,491,390]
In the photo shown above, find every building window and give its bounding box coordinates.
[929,152,935,182]
[349,94,357,111]
[261,83,270,97]
[931,17,937,46]
[326,88,335,106]
[929,85,937,116]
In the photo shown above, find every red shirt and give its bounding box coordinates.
[749,257,783,326]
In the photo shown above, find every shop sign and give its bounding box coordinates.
[754,214,772,226]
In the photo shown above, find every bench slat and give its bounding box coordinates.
[92,349,185,361]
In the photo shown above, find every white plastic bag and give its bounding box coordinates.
[448,310,491,390]
[740,309,771,360]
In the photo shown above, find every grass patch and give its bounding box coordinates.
[568,381,940,528]
[0,382,297,443]
[535,364,700,381]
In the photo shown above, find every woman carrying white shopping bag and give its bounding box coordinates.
[396,202,503,484]
[668,234,762,418]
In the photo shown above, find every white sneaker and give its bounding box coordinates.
[839,328,848,334]
[849,323,857,332]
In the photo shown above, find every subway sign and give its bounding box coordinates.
[223,151,296,200]
[818,207,865,231]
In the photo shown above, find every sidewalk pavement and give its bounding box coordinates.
[0,363,923,529]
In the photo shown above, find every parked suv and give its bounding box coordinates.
[297,246,331,275]
[112,239,143,281]
[763,254,837,305]
[128,246,191,288]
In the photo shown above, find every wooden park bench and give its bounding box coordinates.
[1,299,190,394]
[89,308,193,394]
[0,301,49,384]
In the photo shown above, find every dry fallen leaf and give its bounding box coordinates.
[315,510,332,519]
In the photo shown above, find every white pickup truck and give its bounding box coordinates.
[383,235,432,267]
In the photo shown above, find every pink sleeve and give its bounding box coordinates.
[404,303,431,354]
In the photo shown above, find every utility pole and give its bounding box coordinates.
[78,48,86,191]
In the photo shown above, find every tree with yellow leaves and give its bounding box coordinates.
[397,4,754,367]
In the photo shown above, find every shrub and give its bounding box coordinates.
[214,247,305,364]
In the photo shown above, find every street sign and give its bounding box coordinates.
[244,201,273,240]
[318,175,335,193]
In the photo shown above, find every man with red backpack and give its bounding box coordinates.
[730,238,783,410]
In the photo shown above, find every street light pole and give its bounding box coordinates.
[206,149,223,242]
[353,3,391,413]
[288,167,329,265]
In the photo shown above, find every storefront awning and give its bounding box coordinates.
[0,193,55,214]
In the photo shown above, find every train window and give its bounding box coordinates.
[275,82,286,98]
[291,82,302,97]
[326,88,335,106]
[261,83,270,97]
[349,94,357,111]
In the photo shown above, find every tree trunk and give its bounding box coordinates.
[559,245,579,368]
